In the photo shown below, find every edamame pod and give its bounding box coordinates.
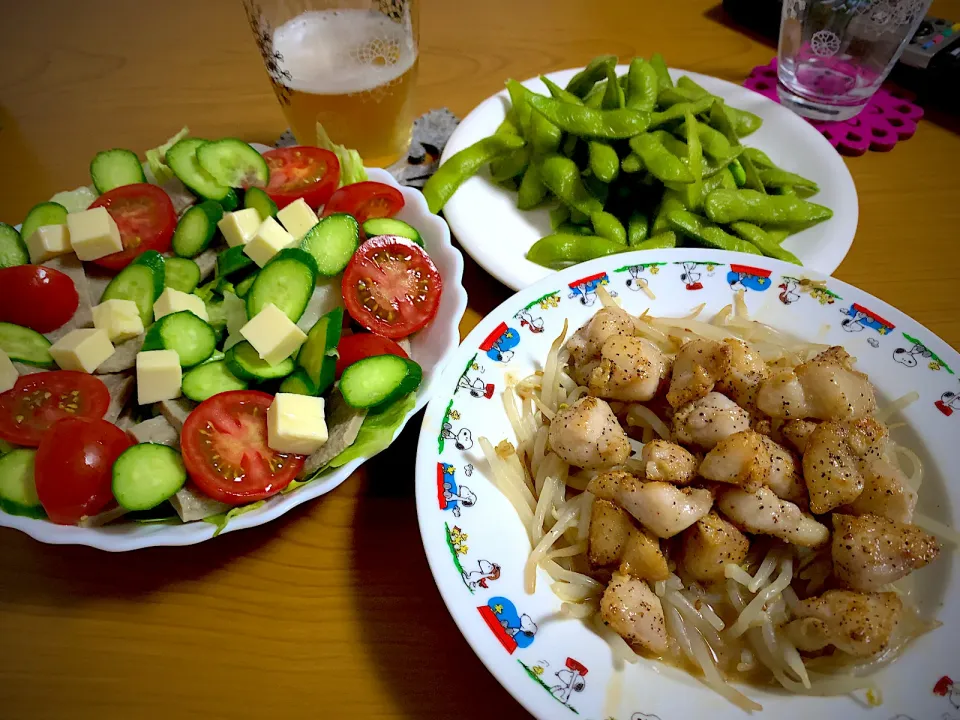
[627,211,649,246]
[528,95,650,139]
[591,211,627,245]
[703,189,833,225]
[565,55,618,98]
[587,141,620,183]
[526,232,626,269]
[626,58,658,112]
[423,134,526,213]
[729,222,801,265]
[666,210,761,254]
[629,134,694,183]
[635,230,677,250]
[540,155,604,216]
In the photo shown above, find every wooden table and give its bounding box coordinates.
[1,1,959,717]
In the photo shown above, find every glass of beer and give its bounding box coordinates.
[242,0,419,168]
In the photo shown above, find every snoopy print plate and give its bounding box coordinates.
[441,67,857,291]
[415,248,958,720]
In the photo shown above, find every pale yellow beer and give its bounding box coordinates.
[269,9,418,168]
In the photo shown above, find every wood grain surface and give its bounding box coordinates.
[1,1,958,718]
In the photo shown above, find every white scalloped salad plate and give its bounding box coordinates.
[415,249,957,720]
[441,67,858,291]
[0,168,467,550]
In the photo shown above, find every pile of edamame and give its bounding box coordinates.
[422,54,833,269]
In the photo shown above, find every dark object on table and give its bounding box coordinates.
[720,0,960,115]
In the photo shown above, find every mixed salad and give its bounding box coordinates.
[0,128,443,531]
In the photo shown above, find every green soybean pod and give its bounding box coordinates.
[729,222,802,265]
[565,55,618,98]
[423,133,526,213]
[742,147,776,170]
[650,53,673,89]
[550,204,571,229]
[505,79,535,136]
[517,163,549,210]
[649,129,688,158]
[703,167,738,194]
[635,230,677,250]
[677,119,732,160]
[704,189,833,225]
[530,111,563,156]
[626,57,658,112]
[540,154,604,216]
[629,133,694,184]
[757,168,820,195]
[648,96,715,129]
[666,210,761,254]
[680,76,763,137]
[587,141,620,183]
[526,232,626,270]
[728,159,747,187]
[652,189,687,233]
[528,95,651,139]
[540,76,583,105]
[591,211,627,245]
[490,144,530,182]
[602,65,625,110]
[627,211,650,247]
[621,153,643,173]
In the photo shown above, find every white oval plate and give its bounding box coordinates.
[441,67,859,291]
[0,168,467,551]
[416,249,957,720]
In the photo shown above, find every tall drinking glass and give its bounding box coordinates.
[242,0,419,167]
[777,0,931,121]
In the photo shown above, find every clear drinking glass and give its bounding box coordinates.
[777,0,931,121]
[242,0,419,167]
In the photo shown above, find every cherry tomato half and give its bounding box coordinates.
[341,235,442,339]
[0,265,79,333]
[0,371,111,446]
[335,333,408,377]
[322,181,404,224]
[180,390,304,505]
[89,183,177,270]
[263,146,340,210]
[34,417,131,525]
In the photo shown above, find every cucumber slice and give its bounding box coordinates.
[340,355,422,410]
[235,271,258,298]
[132,250,167,299]
[220,189,240,212]
[245,248,318,323]
[21,201,67,241]
[0,223,28,268]
[225,340,295,381]
[111,443,187,511]
[182,360,248,401]
[90,148,147,194]
[216,245,255,278]
[300,213,359,277]
[142,310,217,368]
[0,322,55,368]
[244,187,278,219]
[101,263,161,326]
[297,308,343,392]
[196,138,270,189]
[172,200,223,258]
[164,257,201,293]
[166,138,232,203]
[0,449,45,519]
[278,368,317,396]
[361,218,423,247]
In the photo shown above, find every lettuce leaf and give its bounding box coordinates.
[328,392,416,468]
[49,186,97,213]
[146,126,190,185]
[315,122,368,186]
[203,500,266,537]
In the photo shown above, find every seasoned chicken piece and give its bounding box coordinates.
[678,511,750,582]
[548,396,630,470]
[698,430,770,491]
[756,346,877,421]
[620,528,670,582]
[666,339,732,409]
[600,573,669,655]
[718,486,829,547]
[758,435,808,506]
[566,306,634,367]
[842,417,888,459]
[715,337,769,407]
[832,513,939,591]
[589,499,634,568]
[588,335,669,402]
[802,422,865,514]
[673,392,751,450]
[785,590,902,657]
[640,440,697,485]
[845,456,917,523]
[780,419,818,454]
[587,473,713,538]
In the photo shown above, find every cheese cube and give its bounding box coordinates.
[136,350,182,405]
[153,287,209,322]
[267,393,328,455]
[243,217,296,267]
[25,224,72,264]
[276,198,319,241]
[0,349,17,393]
[92,299,145,342]
[49,328,115,373]
[66,207,123,261]
[218,208,261,248]
[239,303,307,366]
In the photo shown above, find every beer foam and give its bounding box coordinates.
[272,10,417,95]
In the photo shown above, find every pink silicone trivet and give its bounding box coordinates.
[743,58,924,156]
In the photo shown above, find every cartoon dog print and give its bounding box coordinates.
[480,322,520,363]
[549,658,589,705]
[679,261,703,291]
[779,277,801,305]
[894,340,933,368]
[934,676,960,719]
[502,613,538,641]
[631,713,663,720]
[624,265,654,291]
[461,559,501,590]
[841,306,869,333]
[840,303,895,336]
[515,308,545,334]
[440,421,474,450]
[442,480,476,518]
[726,264,772,292]
[568,272,614,306]
[937,390,960,417]
[457,373,495,399]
